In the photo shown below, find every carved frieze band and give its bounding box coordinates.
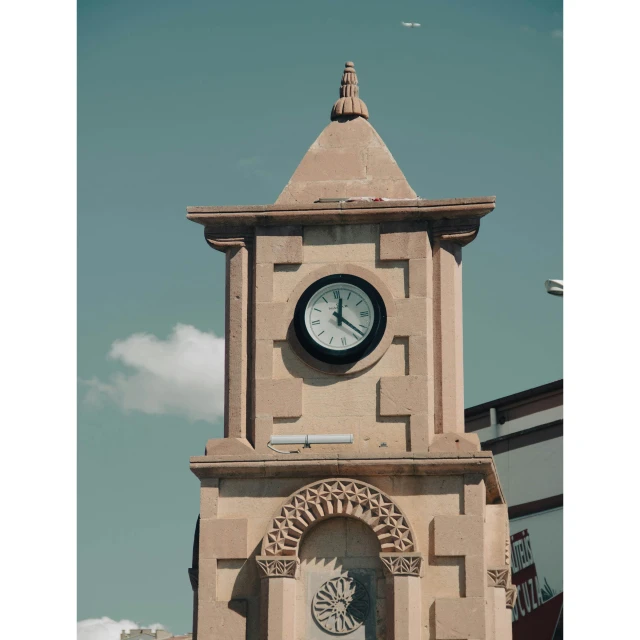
[487,568,511,589]
[255,556,300,579]
[262,479,416,556]
[204,227,254,252]
[380,553,423,577]
[431,218,481,246]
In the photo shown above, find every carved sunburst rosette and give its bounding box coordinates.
[312,576,370,635]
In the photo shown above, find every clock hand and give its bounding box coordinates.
[332,312,364,336]
[337,297,343,326]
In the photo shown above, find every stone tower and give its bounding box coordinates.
[186,62,514,640]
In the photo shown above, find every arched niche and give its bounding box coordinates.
[260,478,416,557]
[256,479,423,640]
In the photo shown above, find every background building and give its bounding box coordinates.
[466,380,563,639]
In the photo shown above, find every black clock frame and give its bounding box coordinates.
[293,273,387,365]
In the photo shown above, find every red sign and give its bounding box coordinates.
[511,529,563,640]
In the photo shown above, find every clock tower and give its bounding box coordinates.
[186,62,514,640]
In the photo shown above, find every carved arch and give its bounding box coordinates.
[261,478,417,556]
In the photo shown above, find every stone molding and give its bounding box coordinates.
[380,553,423,577]
[190,454,506,505]
[261,478,417,556]
[505,586,518,609]
[487,567,511,589]
[187,197,496,230]
[255,556,300,579]
[203,229,253,252]
[430,218,481,247]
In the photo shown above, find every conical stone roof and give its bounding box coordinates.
[275,62,417,205]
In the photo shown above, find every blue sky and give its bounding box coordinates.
[78,0,562,634]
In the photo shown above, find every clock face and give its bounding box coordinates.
[293,274,387,365]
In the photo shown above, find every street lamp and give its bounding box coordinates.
[545,279,563,297]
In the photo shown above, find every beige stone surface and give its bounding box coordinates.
[200,518,249,559]
[433,241,465,436]
[256,227,303,265]
[272,338,407,381]
[395,298,428,339]
[380,228,430,260]
[255,378,302,418]
[200,479,219,520]
[379,375,428,416]
[303,223,378,262]
[273,416,409,454]
[255,302,288,340]
[217,559,260,601]
[262,577,296,640]
[387,575,422,639]
[276,117,417,205]
[433,516,483,557]
[256,263,274,303]
[205,437,254,456]
[429,433,480,453]
[197,600,247,640]
[484,505,510,569]
[434,597,485,639]
[272,260,407,303]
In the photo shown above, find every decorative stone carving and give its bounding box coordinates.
[255,556,300,579]
[204,229,253,252]
[431,218,481,246]
[261,479,416,556]
[487,568,511,588]
[312,576,370,635]
[505,586,518,609]
[380,553,423,576]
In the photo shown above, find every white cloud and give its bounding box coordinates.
[77,617,167,640]
[552,29,563,38]
[82,324,225,423]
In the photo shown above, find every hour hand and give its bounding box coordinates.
[332,312,364,336]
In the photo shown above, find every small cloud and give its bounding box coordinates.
[551,29,563,39]
[78,617,167,640]
[82,324,225,423]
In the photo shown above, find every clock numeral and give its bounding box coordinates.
[313,308,322,312]
[347,292,352,300]
[356,300,363,306]
[333,290,340,299]
[352,333,359,340]
[341,337,347,346]
[359,324,367,329]
[311,320,320,325]
[322,296,328,303]
[329,337,334,344]
[318,331,324,336]
[360,310,369,317]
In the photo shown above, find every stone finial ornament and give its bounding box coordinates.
[331,61,369,121]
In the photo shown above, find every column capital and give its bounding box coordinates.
[487,567,511,589]
[256,556,300,579]
[431,218,480,246]
[380,552,423,577]
[505,586,518,609]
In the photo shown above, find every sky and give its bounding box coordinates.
[78,0,562,635]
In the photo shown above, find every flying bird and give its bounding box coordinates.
[401,22,421,28]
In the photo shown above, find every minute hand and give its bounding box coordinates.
[332,312,364,336]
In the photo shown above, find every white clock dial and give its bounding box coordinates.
[304,282,375,351]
